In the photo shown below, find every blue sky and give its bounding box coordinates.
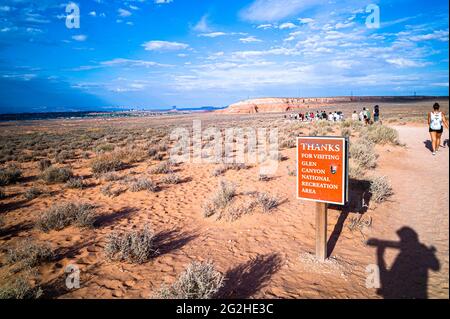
[0,0,448,113]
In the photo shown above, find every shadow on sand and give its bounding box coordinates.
[424,140,433,152]
[327,178,372,257]
[367,226,440,299]
[219,253,282,298]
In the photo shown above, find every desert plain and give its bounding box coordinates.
[0,100,448,299]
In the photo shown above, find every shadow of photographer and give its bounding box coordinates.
[367,227,440,299]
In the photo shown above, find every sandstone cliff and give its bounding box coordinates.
[218,96,441,114]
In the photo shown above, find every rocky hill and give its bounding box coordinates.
[218,96,443,114]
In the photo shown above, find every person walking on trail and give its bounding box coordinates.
[352,110,359,121]
[365,107,372,124]
[373,105,380,123]
[359,108,365,122]
[428,102,448,155]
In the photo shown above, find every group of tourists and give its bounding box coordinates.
[284,102,448,157]
[286,105,383,124]
[351,105,381,125]
[287,110,344,122]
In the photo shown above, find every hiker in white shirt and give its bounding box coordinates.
[328,112,333,121]
[352,111,359,121]
[428,102,448,155]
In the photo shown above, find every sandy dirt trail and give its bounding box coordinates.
[372,125,449,298]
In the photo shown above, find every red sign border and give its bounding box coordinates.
[296,136,349,205]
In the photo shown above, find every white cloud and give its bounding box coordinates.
[257,24,273,29]
[335,22,355,29]
[232,47,300,59]
[72,59,171,71]
[0,5,11,12]
[118,8,132,17]
[25,13,50,24]
[240,36,263,43]
[279,22,296,29]
[193,14,211,32]
[72,35,87,42]
[409,30,449,42]
[26,27,43,33]
[102,59,172,68]
[155,0,173,3]
[240,0,328,22]
[199,32,227,38]
[298,18,314,24]
[89,11,97,17]
[2,73,37,81]
[386,58,430,68]
[330,60,357,69]
[142,40,189,51]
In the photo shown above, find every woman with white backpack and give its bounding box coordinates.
[428,103,448,155]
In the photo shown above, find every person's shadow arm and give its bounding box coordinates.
[428,246,440,271]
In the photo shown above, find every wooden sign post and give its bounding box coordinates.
[297,136,348,262]
[315,202,328,262]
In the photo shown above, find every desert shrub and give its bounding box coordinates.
[0,164,22,186]
[362,124,400,145]
[81,151,90,159]
[152,153,165,161]
[222,200,258,222]
[91,153,124,175]
[157,261,224,299]
[203,180,236,218]
[255,192,280,213]
[102,172,122,182]
[349,139,378,169]
[370,176,394,203]
[258,174,272,181]
[105,226,157,264]
[117,147,147,164]
[40,166,73,184]
[161,174,182,185]
[95,143,115,153]
[24,187,42,200]
[150,161,173,174]
[0,188,6,199]
[55,150,75,163]
[38,159,52,171]
[18,153,35,163]
[348,160,366,179]
[280,138,296,149]
[341,119,363,131]
[100,182,125,197]
[286,166,296,176]
[6,239,54,268]
[211,165,228,177]
[148,147,158,157]
[129,178,159,192]
[65,177,85,189]
[158,143,169,152]
[341,127,352,138]
[225,163,248,171]
[270,153,288,161]
[0,277,43,299]
[341,119,353,128]
[36,202,96,232]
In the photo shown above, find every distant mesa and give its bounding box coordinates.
[218,96,447,114]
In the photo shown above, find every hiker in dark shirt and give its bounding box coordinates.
[373,105,380,122]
